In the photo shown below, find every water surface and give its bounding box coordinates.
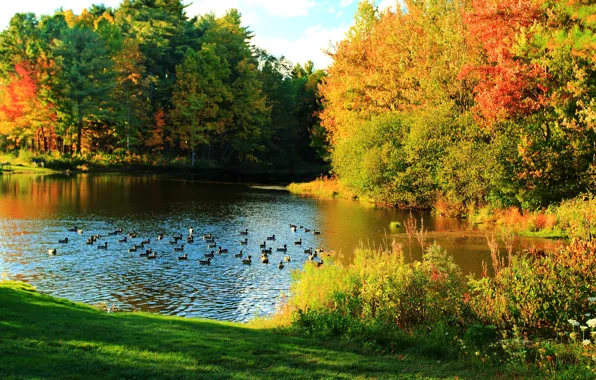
[0,174,558,321]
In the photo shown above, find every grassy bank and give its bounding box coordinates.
[0,152,327,183]
[0,281,494,379]
[469,196,596,239]
[288,177,359,200]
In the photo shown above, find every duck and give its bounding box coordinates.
[174,245,185,252]
[259,242,267,249]
[178,254,188,261]
[261,248,272,255]
[242,255,252,265]
[58,238,69,244]
[299,225,303,229]
[313,231,321,235]
[135,243,145,249]
[199,257,211,265]
[141,239,150,245]
[139,251,149,257]
[289,224,297,229]
[157,233,164,240]
[202,234,213,240]
[240,229,248,236]
[118,237,128,243]
[174,233,183,240]
[86,239,94,245]
[304,247,313,254]
[316,260,324,267]
[129,231,137,238]
[294,239,302,245]
[234,250,243,258]
[186,237,195,244]
[261,255,269,264]
[48,248,57,255]
[204,251,215,258]
[189,227,194,236]
[266,235,276,241]
[277,244,287,252]
[129,246,138,253]
[146,253,157,260]
[218,247,228,254]
[284,256,291,262]
[97,242,108,250]
[169,239,178,245]
[304,229,311,233]
[291,226,297,232]
[278,261,284,269]
[68,226,78,232]
[240,238,248,245]
[207,243,217,248]
[77,229,84,234]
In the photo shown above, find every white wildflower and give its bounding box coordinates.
[582,326,588,331]
[584,340,591,346]
[588,319,596,329]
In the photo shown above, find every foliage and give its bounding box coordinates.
[0,1,326,172]
[316,0,596,212]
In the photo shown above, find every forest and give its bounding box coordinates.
[0,0,326,171]
[321,0,596,212]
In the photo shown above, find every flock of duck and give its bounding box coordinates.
[47,223,326,269]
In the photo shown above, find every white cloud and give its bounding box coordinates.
[340,0,354,7]
[252,24,349,68]
[185,0,316,18]
[336,11,343,18]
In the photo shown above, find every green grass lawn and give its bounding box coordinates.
[0,281,500,379]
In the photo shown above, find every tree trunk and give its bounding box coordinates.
[76,121,82,154]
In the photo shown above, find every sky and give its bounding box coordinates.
[0,0,397,68]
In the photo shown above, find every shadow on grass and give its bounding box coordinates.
[0,283,489,379]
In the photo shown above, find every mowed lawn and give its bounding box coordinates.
[0,282,493,379]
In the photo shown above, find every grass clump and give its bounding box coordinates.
[469,195,596,239]
[288,176,358,200]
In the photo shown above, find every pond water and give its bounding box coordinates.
[0,174,559,322]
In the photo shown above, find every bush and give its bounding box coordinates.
[468,240,596,337]
[287,243,467,335]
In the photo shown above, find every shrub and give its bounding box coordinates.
[468,240,596,337]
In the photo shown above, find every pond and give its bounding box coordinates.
[0,174,558,322]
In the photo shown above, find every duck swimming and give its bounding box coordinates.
[242,255,252,265]
[278,261,284,269]
[58,238,69,244]
[199,257,211,265]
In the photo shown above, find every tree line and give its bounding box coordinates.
[0,0,326,169]
[321,0,596,211]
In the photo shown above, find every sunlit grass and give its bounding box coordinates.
[469,196,596,239]
[288,177,358,200]
[0,281,487,379]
